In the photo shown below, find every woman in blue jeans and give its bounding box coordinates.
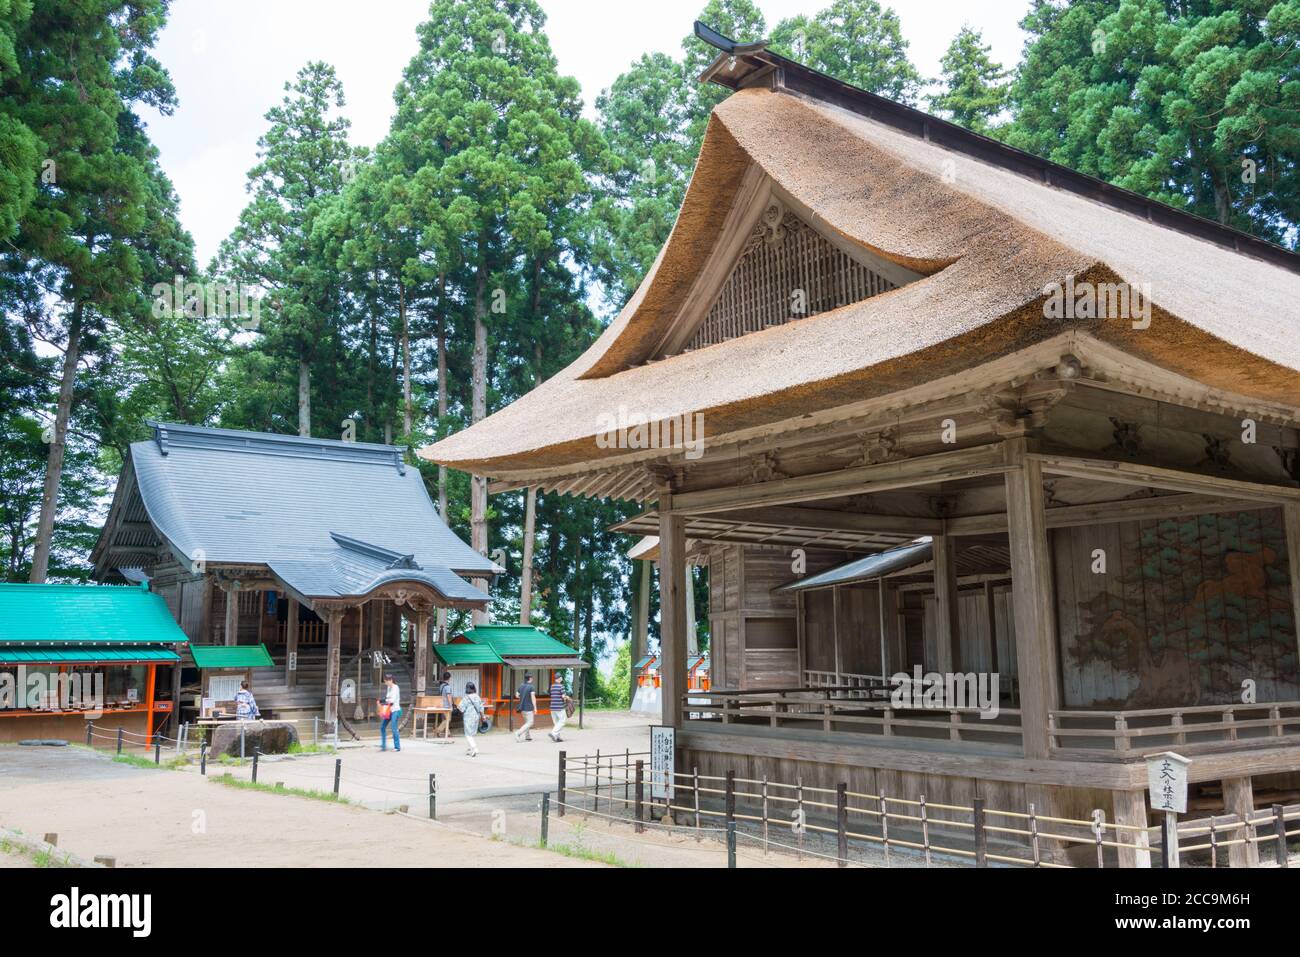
[379,674,402,752]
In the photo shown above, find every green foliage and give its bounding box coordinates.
[769,0,923,105]
[605,641,632,710]
[216,61,360,438]
[1001,0,1300,240]
[929,26,1010,133]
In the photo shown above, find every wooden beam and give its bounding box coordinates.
[1032,453,1300,504]
[719,505,943,536]
[414,610,429,695]
[285,597,299,688]
[671,444,1010,514]
[1004,440,1059,760]
[947,492,1276,536]
[932,534,960,672]
[223,584,239,647]
[1222,776,1259,868]
[832,585,842,681]
[323,609,343,726]
[659,500,688,730]
[1112,789,1152,868]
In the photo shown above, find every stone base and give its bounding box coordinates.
[210,721,300,757]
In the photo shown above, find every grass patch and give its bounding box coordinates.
[536,839,635,867]
[111,752,190,771]
[287,741,337,755]
[0,836,73,868]
[209,772,349,805]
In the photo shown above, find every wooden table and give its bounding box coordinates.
[412,702,452,739]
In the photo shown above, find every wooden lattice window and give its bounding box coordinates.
[686,201,897,351]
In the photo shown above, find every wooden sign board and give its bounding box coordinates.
[1145,751,1190,814]
[651,725,675,800]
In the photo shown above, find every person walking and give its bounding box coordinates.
[436,670,454,739]
[459,682,485,757]
[514,673,536,742]
[379,673,402,752]
[547,672,571,742]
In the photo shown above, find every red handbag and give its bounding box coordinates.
[378,703,392,720]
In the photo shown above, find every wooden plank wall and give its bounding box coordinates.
[916,585,1016,677]
[706,544,842,689]
[1053,508,1299,708]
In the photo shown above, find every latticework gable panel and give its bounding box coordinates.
[685,203,896,352]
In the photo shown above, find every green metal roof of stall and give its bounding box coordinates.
[0,646,180,664]
[0,583,188,646]
[189,644,274,669]
[434,626,587,667]
[433,643,504,666]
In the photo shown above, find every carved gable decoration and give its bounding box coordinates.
[685,199,899,352]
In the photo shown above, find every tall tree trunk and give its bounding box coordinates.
[435,274,449,640]
[470,258,489,625]
[582,592,594,698]
[29,304,84,583]
[400,281,411,438]
[520,488,537,624]
[518,330,543,625]
[297,355,311,437]
[436,275,448,520]
[367,280,378,441]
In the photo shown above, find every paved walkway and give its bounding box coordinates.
[0,745,600,868]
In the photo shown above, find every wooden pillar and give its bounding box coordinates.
[933,533,960,673]
[1004,439,1059,760]
[685,563,698,657]
[223,583,239,646]
[1222,776,1259,868]
[831,585,842,681]
[1286,504,1300,665]
[323,608,343,726]
[144,663,157,747]
[795,590,806,684]
[170,651,183,735]
[1112,789,1152,868]
[414,610,429,695]
[983,580,999,675]
[200,577,214,643]
[659,500,688,730]
[285,597,299,688]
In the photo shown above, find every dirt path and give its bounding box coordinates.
[0,745,600,868]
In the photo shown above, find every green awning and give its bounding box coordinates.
[460,625,581,657]
[0,646,180,664]
[0,582,188,645]
[433,643,504,666]
[189,644,274,669]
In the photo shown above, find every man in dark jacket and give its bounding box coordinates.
[514,673,536,742]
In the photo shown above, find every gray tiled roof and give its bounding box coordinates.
[131,423,500,601]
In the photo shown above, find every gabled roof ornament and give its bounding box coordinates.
[154,424,169,456]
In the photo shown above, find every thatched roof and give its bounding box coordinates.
[420,85,1300,478]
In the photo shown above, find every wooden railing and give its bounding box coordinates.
[1050,702,1300,755]
[687,688,1021,747]
[556,749,1300,867]
[804,669,1019,701]
[278,620,327,645]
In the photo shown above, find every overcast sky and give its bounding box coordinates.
[145,0,1031,266]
